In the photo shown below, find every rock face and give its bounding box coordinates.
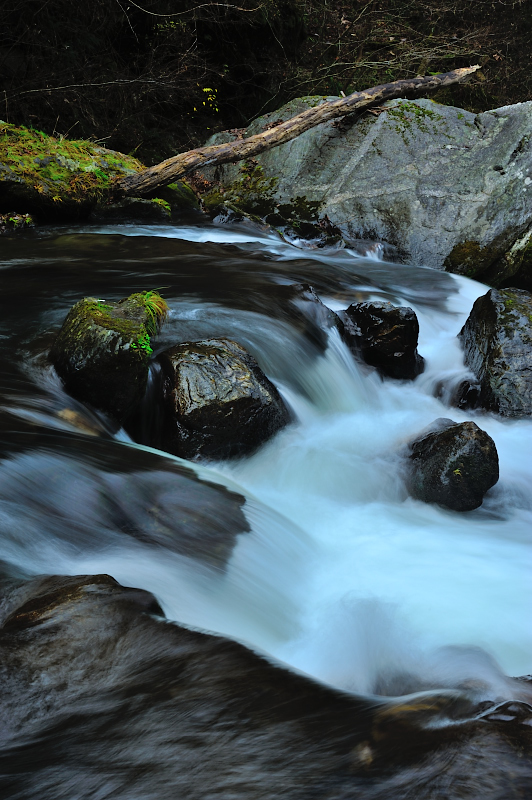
[459,287,532,417]
[203,97,532,285]
[339,301,424,379]
[408,419,499,511]
[50,291,168,422]
[159,338,290,460]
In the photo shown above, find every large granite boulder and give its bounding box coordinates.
[50,291,168,422]
[158,338,290,460]
[407,418,499,511]
[202,97,532,285]
[459,287,532,417]
[339,301,424,380]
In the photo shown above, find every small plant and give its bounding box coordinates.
[140,291,169,336]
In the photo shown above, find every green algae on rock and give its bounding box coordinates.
[50,291,169,422]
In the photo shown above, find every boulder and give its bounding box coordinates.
[339,301,424,380]
[0,122,199,221]
[407,418,499,511]
[50,291,168,422]
[0,570,530,799]
[158,338,290,460]
[459,287,532,417]
[202,97,532,285]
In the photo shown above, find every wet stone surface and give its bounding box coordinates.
[158,338,291,460]
[0,571,530,800]
[459,287,532,417]
[407,418,499,512]
[339,300,424,380]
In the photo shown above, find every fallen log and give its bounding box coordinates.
[118,66,479,197]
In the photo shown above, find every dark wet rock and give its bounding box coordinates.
[433,376,481,410]
[0,571,530,799]
[339,301,424,379]
[408,418,499,511]
[459,287,532,417]
[50,291,168,422]
[450,378,482,410]
[271,282,342,349]
[89,197,172,222]
[158,338,290,460]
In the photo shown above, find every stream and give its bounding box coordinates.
[0,217,530,793]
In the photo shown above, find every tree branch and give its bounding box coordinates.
[118,65,479,197]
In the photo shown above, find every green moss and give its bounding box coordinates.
[385,100,450,146]
[444,240,498,278]
[125,290,169,337]
[67,291,169,358]
[151,198,171,214]
[0,122,143,208]
[500,288,532,329]
[0,211,34,230]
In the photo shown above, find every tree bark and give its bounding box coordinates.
[119,66,479,197]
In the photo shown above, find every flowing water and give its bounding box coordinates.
[0,217,530,706]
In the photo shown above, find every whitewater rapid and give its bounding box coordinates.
[3,222,531,699]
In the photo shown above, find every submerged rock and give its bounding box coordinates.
[158,338,290,460]
[459,287,532,417]
[50,291,168,422]
[339,300,424,379]
[407,418,499,511]
[272,282,342,350]
[203,98,532,286]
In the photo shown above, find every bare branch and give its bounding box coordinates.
[118,66,480,197]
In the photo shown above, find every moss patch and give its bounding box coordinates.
[384,100,450,146]
[202,161,329,239]
[0,211,34,234]
[50,290,169,420]
[444,240,499,279]
[0,122,143,216]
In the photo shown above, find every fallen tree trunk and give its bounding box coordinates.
[119,66,479,197]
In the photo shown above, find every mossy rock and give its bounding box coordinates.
[0,123,199,221]
[90,198,173,223]
[50,291,168,422]
[0,122,142,218]
[0,212,34,235]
